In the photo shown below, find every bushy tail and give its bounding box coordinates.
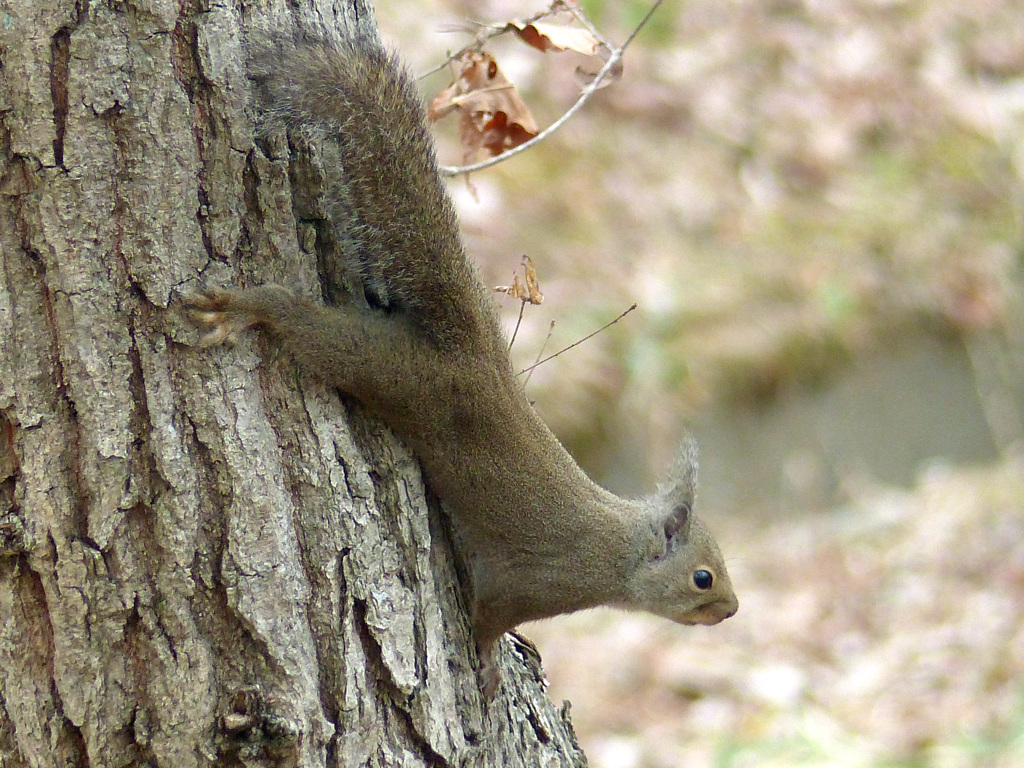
[247,30,502,354]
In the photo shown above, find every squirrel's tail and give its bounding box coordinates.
[247,30,502,354]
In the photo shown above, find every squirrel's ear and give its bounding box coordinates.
[663,503,692,544]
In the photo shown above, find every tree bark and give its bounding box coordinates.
[0,1,586,765]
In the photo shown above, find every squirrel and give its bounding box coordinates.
[186,29,738,692]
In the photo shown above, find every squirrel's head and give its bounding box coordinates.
[620,437,738,626]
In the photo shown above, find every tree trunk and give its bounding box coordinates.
[0,1,586,765]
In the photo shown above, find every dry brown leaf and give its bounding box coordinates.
[510,22,607,57]
[496,255,544,305]
[521,254,544,305]
[428,52,539,161]
[507,20,621,89]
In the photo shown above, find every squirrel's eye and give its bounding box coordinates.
[693,570,713,590]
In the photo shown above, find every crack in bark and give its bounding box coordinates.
[49,27,71,168]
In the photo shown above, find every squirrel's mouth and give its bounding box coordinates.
[677,601,738,626]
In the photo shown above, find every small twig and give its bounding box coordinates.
[564,1,612,49]
[523,320,557,387]
[439,0,664,177]
[518,304,637,376]
[508,298,527,350]
[420,2,567,79]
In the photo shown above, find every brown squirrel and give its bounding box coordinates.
[187,30,737,690]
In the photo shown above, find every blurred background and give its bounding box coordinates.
[378,0,1024,765]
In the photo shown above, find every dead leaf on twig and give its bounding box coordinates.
[496,255,545,305]
[428,52,539,161]
[507,20,622,88]
[510,21,606,56]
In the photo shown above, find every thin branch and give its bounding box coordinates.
[518,304,637,376]
[564,1,613,50]
[616,0,666,51]
[419,2,568,79]
[439,0,664,177]
[508,298,527,350]
[523,320,556,387]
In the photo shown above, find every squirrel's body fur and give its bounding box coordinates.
[189,31,737,688]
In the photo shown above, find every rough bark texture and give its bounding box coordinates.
[0,0,587,765]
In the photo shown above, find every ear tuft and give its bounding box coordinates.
[658,434,698,511]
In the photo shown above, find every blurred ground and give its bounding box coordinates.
[375,0,1024,764]
[526,456,1024,767]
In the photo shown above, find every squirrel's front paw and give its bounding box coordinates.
[184,289,260,347]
